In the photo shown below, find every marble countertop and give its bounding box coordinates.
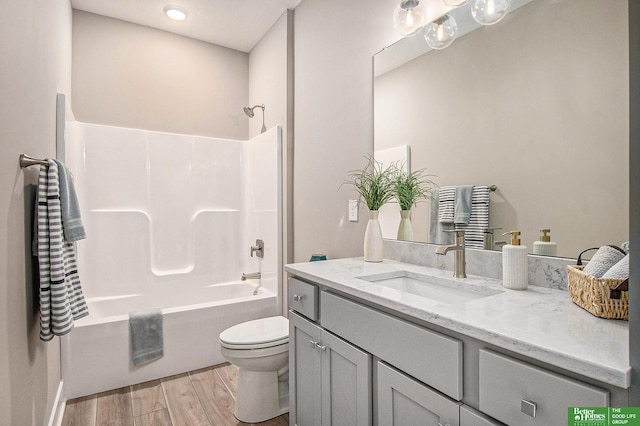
[285,257,630,388]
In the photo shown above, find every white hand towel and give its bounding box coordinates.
[583,246,626,278]
[602,254,629,279]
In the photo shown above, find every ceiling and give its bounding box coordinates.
[71,0,302,52]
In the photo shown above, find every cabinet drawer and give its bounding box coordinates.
[321,291,462,400]
[378,361,460,426]
[479,349,609,426]
[288,277,318,321]
[460,405,503,426]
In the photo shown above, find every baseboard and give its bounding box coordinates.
[48,380,66,426]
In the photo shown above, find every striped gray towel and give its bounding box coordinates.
[37,160,89,341]
[460,186,490,249]
[438,186,455,224]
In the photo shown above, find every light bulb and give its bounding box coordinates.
[424,14,457,50]
[442,0,469,6]
[471,0,510,25]
[393,0,427,37]
[487,0,495,14]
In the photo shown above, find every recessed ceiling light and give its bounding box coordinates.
[164,6,187,21]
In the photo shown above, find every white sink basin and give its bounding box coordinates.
[357,270,503,305]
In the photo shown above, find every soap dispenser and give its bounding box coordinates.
[501,231,528,290]
[533,228,557,257]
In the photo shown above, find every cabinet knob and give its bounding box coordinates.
[521,399,537,418]
[309,340,318,349]
[293,294,304,302]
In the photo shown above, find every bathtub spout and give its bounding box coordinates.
[241,272,261,281]
[241,272,261,295]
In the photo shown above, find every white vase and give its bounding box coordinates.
[397,210,414,241]
[364,210,383,262]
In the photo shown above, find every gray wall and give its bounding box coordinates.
[248,10,294,312]
[72,10,249,140]
[293,0,397,262]
[629,0,639,407]
[248,12,290,140]
[0,0,73,424]
[375,0,628,258]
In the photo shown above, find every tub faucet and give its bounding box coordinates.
[435,229,467,278]
[241,272,261,281]
[242,272,262,295]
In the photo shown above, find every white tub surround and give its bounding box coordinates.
[65,122,282,298]
[61,122,283,398]
[285,258,630,389]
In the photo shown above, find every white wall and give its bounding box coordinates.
[72,11,249,140]
[0,0,72,424]
[293,0,398,261]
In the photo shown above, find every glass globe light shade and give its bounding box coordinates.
[471,0,510,25]
[424,14,458,50]
[393,0,427,37]
[442,0,469,6]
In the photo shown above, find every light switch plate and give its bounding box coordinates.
[348,200,358,222]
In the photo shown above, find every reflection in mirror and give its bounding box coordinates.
[374,0,628,258]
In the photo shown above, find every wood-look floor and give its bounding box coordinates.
[61,363,289,426]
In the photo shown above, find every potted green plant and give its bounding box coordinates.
[343,156,394,262]
[391,165,436,241]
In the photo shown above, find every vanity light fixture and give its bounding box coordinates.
[424,14,458,50]
[164,6,188,21]
[471,0,510,25]
[393,0,428,37]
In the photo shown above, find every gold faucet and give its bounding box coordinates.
[435,229,467,278]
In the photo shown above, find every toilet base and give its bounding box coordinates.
[234,369,289,423]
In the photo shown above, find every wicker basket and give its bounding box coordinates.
[566,265,629,320]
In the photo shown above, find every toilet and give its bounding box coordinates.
[219,316,289,423]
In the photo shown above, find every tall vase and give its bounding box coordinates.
[364,210,383,262]
[397,210,414,241]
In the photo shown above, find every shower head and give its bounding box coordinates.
[242,104,267,133]
[243,104,264,118]
[243,106,255,118]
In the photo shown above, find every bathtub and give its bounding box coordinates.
[61,281,278,399]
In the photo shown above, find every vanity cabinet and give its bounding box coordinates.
[378,361,460,426]
[478,349,609,426]
[289,311,371,426]
[287,274,619,426]
[289,278,462,426]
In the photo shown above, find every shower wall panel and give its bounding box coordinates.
[65,122,280,298]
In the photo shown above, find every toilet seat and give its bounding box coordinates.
[219,316,289,350]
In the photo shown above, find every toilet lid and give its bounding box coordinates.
[219,316,289,349]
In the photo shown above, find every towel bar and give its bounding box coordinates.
[20,154,48,168]
[489,185,497,191]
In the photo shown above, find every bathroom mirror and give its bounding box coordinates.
[373,0,629,258]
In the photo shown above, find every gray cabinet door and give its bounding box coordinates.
[378,361,461,426]
[321,331,371,426]
[290,312,323,426]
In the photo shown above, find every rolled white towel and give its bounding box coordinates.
[602,254,629,279]
[583,245,626,278]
